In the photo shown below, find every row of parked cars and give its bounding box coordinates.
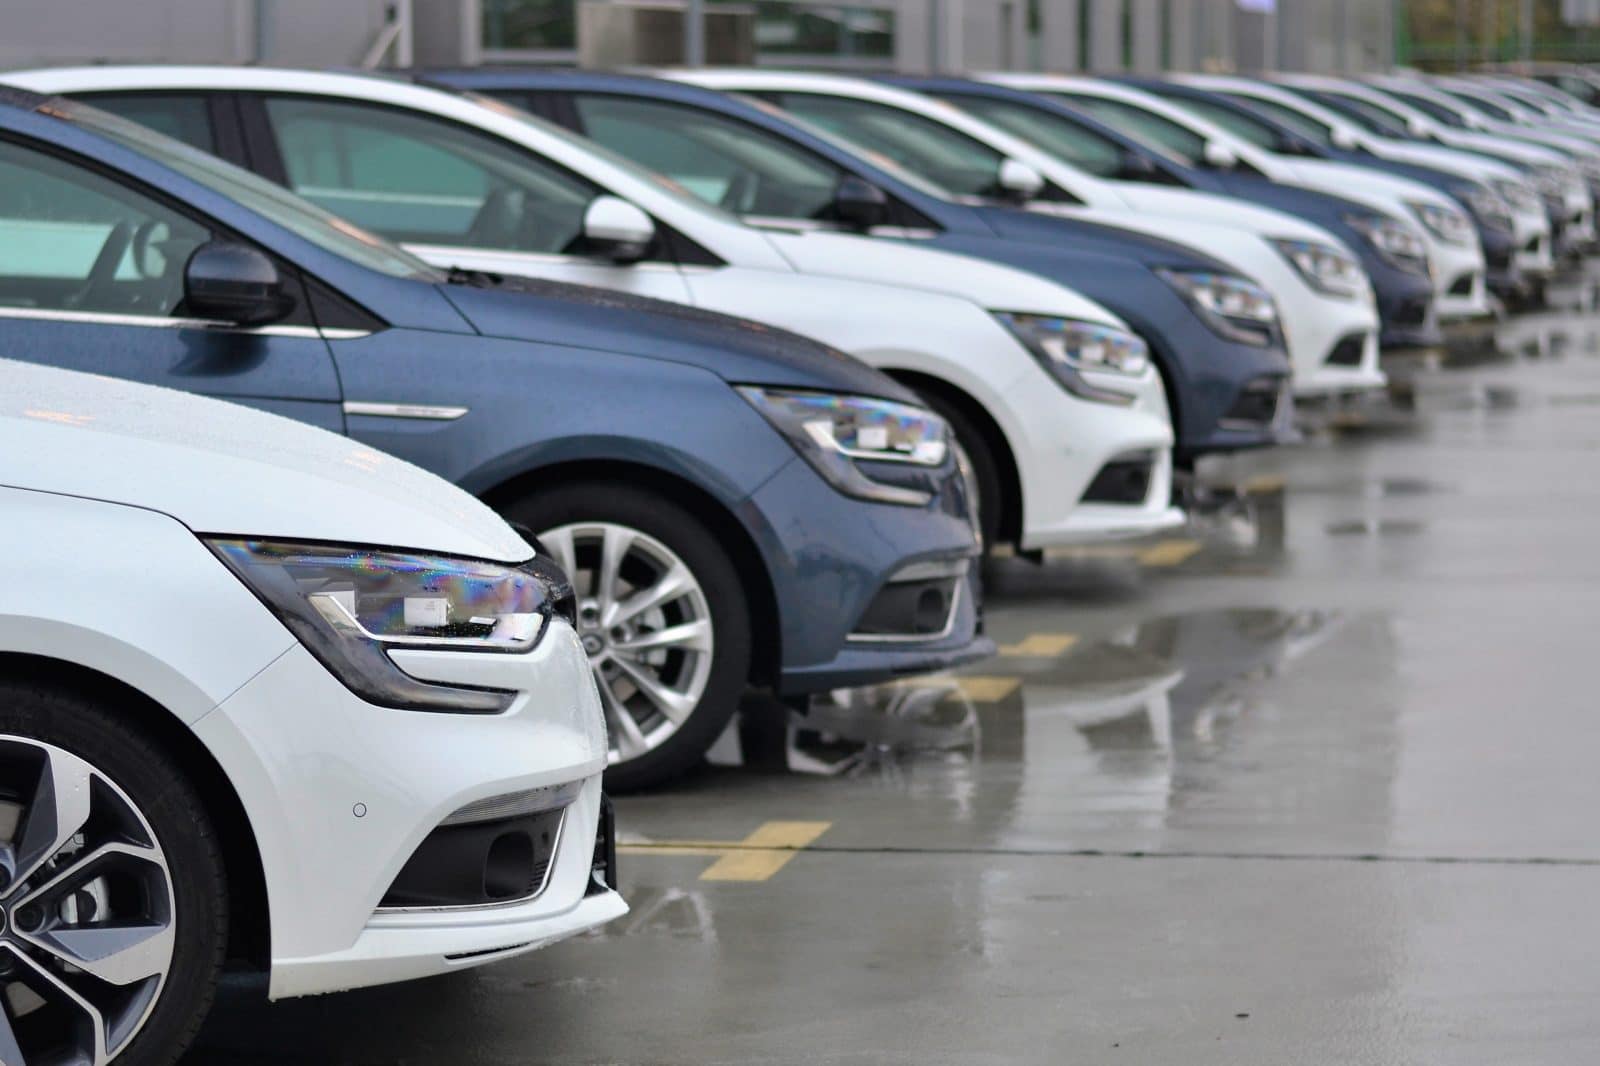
[1,61,1596,1064]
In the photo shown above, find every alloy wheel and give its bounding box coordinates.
[538,522,715,764]
[0,737,175,1065]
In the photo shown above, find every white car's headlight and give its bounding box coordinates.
[1339,216,1431,278]
[1453,182,1513,232]
[1407,200,1476,247]
[993,312,1149,405]
[1157,270,1281,346]
[1531,163,1570,199]
[208,538,574,713]
[1492,177,1544,214]
[739,387,949,506]
[1271,236,1374,296]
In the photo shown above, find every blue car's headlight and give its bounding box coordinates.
[1407,200,1476,247]
[208,538,574,713]
[1156,269,1281,346]
[1339,216,1431,279]
[993,312,1149,406]
[1271,237,1374,297]
[739,387,949,506]
[1492,177,1543,214]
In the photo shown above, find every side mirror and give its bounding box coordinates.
[1202,141,1239,170]
[581,196,656,263]
[833,175,890,230]
[1118,150,1161,180]
[1407,117,1431,138]
[183,242,293,326]
[1331,126,1360,150]
[997,158,1046,201]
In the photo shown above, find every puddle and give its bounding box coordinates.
[706,607,1340,773]
[1289,476,1450,498]
[1325,519,1427,537]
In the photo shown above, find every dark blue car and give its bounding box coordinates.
[1121,78,1526,299]
[891,76,1443,350]
[0,87,990,789]
[424,69,1294,466]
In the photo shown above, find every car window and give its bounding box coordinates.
[1311,92,1412,138]
[1168,97,1279,151]
[0,138,211,317]
[572,93,844,219]
[772,92,1008,199]
[1443,89,1514,121]
[264,96,602,254]
[1048,93,1208,167]
[1381,89,1468,128]
[941,94,1124,178]
[78,93,216,154]
[1222,94,1336,146]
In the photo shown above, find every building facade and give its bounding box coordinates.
[0,0,1396,74]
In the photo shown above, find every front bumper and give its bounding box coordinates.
[742,457,989,696]
[1368,255,1442,350]
[193,624,622,1000]
[1428,235,1492,321]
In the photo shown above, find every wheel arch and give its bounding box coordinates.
[881,369,1024,545]
[479,459,783,689]
[0,652,271,968]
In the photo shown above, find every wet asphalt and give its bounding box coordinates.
[185,278,1600,1064]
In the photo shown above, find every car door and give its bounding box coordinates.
[240,93,693,303]
[0,132,343,430]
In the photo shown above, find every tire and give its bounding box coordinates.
[503,482,753,791]
[0,680,226,1066]
[914,390,1004,550]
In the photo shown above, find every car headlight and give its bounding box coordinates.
[738,387,949,506]
[1270,237,1373,296]
[1157,269,1281,346]
[1340,215,1431,278]
[1531,163,1570,199]
[993,312,1148,405]
[1453,182,1513,232]
[207,538,575,713]
[1407,200,1475,247]
[1492,176,1543,214]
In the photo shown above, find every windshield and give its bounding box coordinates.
[1168,96,1280,151]
[1443,88,1515,121]
[773,92,1011,199]
[1223,93,1336,146]
[1380,88,1469,128]
[1048,93,1208,167]
[1304,90,1412,138]
[57,97,442,281]
[941,94,1133,178]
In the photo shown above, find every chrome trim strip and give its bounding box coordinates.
[342,401,469,421]
[847,579,964,645]
[0,305,371,339]
[372,808,568,915]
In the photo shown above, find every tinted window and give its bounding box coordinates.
[1050,93,1208,167]
[1444,89,1514,121]
[1308,91,1411,138]
[1168,96,1280,151]
[79,93,215,153]
[774,92,1007,199]
[941,94,1125,178]
[0,138,211,316]
[572,93,844,218]
[1224,94,1337,146]
[1381,89,1468,128]
[264,96,601,254]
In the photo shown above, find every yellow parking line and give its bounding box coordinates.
[901,675,1021,702]
[998,633,1079,658]
[1136,539,1202,567]
[618,821,832,882]
[1244,474,1287,495]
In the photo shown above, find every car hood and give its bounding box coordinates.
[973,206,1240,272]
[1277,157,1462,212]
[0,360,533,561]
[1369,140,1523,183]
[760,228,1124,327]
[1086,186,1340,243]
[438,275,912,401]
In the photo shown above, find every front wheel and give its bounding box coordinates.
[0,681,227,1066]
[504,483,753,791]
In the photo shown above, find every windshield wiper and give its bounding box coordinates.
[446,265,505,287]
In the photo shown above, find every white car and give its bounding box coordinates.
[985,74,1494,324]
[0,359,624,1063]
[8,65,1183,550]
[1275,73,1595,253]
[669,69,1385,399]
[1167,73,1557,278]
